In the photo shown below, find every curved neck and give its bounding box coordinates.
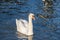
[29,17,32,24]
[28,16,33,35]
[28,16,33,27]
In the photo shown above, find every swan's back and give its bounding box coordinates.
[16,19,28,35]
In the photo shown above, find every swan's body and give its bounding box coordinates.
[16,13,35,35]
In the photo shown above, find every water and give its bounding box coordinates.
[0,0,60,40]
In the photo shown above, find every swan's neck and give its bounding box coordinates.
[28,16,33,35]
[29,17,33,27]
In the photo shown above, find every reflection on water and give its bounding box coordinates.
[43,0,54,13]
[28,36,33,40]
[38,0,54,19]
[17,32,33,40]
[38,0,54,27]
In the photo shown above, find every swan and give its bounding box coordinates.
[16,13,35,36]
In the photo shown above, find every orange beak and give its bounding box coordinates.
[32,16,35,20]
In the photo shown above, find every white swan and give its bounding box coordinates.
[16,13,35,36]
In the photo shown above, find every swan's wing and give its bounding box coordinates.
[16,19,28,28]
[16,19,28,34]
[20,19,28,27]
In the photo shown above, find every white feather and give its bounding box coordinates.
[16,13,34,35]
[16,19,28,35]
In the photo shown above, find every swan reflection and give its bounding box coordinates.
[17,32,33,40]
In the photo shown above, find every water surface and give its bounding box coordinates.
[0,0,60,40]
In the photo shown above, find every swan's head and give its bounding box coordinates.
[29,13,35,20]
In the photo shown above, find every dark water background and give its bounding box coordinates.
[0,0,60,40]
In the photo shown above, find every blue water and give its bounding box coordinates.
[0,0,60,40]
